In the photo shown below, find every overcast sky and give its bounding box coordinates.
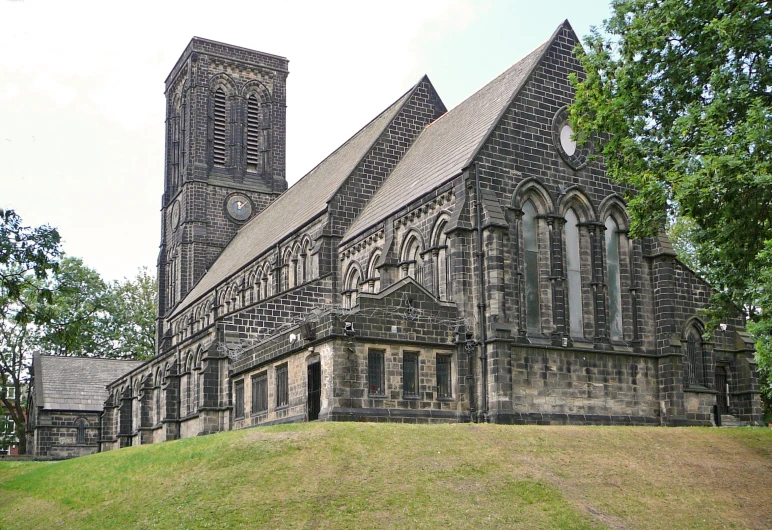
[0,0,611,281]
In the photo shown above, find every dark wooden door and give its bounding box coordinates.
[307,362,321,421]
[715,366,729,415]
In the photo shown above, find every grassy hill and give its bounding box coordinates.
[1,423,771,529]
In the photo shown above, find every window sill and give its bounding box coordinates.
[251,410,268,417]
[275,405,289,411]
[437,396,454,402]
[684,386,717,394]
[368,394,386,399]
[402,395,420,400]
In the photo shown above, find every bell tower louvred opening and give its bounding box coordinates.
[246,95,260,172]
[212,88,227,167]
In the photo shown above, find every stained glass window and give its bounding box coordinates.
[564,209,584,338]
[523,201,540,333]
[605,217,623,340]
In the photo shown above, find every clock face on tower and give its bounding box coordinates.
[225,193,253,222]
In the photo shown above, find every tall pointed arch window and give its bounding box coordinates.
[433,219,451,302]
[564,209,583,338]
[605,216,623,340]
[212,88,227,167]
[246,95,260,172]
[685,327,706,387]
[154,371,162,424]
[402,236,423,284]
[170,101,181,189]
[522,201,540,334]
[344,265,361,309]
[367,251,381,294]
[193,352,201,412]
[302,240,313,283]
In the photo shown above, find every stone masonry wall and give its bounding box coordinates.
[32,410,102,459]
[503,346,660,424]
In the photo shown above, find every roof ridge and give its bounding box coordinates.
[170,78,429,317]
[459,23,565,170]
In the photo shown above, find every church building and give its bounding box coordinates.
[29,20,764,456]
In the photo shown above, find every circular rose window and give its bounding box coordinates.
[552,106,591,170]
[559,124,577,156]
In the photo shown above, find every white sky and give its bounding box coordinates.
[0,0,611,281]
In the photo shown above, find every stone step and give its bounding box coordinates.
[720,414,749,427]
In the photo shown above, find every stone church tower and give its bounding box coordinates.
[157,38,289,346]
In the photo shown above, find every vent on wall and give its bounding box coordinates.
[212,88,227,166]
[246,95,260,172]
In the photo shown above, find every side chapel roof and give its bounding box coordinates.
[172,80,427,316]
[342,22,570,243]
[32,354,144,411]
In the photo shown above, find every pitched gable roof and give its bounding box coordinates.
[32,354,144,411]
[172,80,427,316]
[342,23,569,244]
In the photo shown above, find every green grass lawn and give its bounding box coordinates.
[1,423,771,529]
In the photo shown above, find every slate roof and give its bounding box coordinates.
[172,80,423,317]
[342,28,559,244]
[32,354,144,411]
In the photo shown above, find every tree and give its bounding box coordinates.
[36,259,156,360]
[1,209,158,454]
[570,0,772,420]
[38,256,111,357]
[0,209,62,454]
[102,268,156,360]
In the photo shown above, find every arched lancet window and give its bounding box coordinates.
[185,355,194,416]
[252,269,263,302]
[291,245,301,288]
[154,370,162,424]
[246,94,260,172]
[402,236,423,284]
[300,239,312,284]
[212,88,227,167]
[564,209,583,338]
[194,350,202,412]
[685,326,706,387]
[281,250,293,291]
[605,216,623,341]
[132,381,141,433]
[179,97,186,178]
[167,248,178,309]
[170,98,181,189]
[522,201,540,334]
[344,265,361,309]
[432,218,451,302]
[367,251,381,294]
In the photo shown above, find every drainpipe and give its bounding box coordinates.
[474,163,489,422]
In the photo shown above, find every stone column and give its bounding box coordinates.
[588,223,611,349]
[547,215,567,345]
